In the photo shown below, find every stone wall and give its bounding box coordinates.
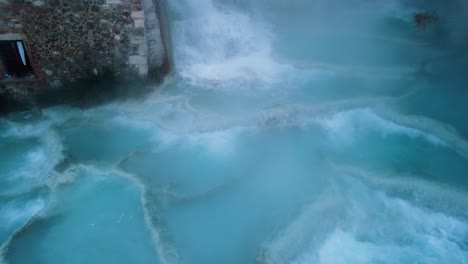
[0,0,169,92]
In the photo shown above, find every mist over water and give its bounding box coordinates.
[1,0,468,263]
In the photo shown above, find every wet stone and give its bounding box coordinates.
[47,0,60,6]
[32,0,45,6]
[90,5,99,12]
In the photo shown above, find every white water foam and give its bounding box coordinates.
[261,104,468,159]
[258,191,347,264]
[170,0,293,85]
[260,171,468,264]
[1,129,64,197]
[318,108,447,147]
[315,197,468,264]
[316,226,466,264]
[182,127,249,157]
[0,199,45,230]
[108,101,253,157]
[331,164,468,219]
[376,108,468,157]
[1,120,53,139]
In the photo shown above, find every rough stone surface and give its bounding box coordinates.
[141,0,168,77]
[0,0,170,93]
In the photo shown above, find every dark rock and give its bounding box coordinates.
[413,12,438,31]
[10,0,25,4]
[47,0,60,6]
[90,4,99,12]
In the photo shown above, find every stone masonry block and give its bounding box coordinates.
[128,55,147,65]
[134,18,144,28]
[130,35,145,45]
[131,10,144,19]
[138,64,148,76]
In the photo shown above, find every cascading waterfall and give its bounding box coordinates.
[1,0,468,263]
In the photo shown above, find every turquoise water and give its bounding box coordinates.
[1,0,468,263]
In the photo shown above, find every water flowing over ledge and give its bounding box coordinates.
[1,0,468,263]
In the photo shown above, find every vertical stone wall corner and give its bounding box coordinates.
[141,0,171,81]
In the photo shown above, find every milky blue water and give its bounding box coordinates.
[1,0,468,263]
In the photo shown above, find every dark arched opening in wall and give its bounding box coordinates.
[0,40,35,81]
